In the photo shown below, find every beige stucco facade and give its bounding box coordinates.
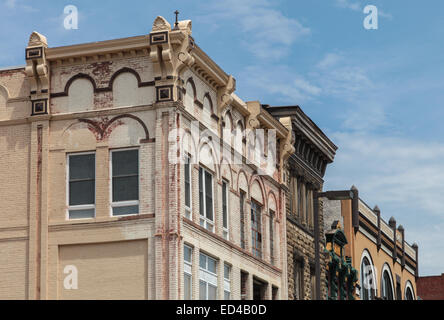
[323,194,418,300]
[0,16,294,300]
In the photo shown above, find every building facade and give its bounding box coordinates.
[0,16,296,299]
[323,187,418,300]
[417,274,444,300]
[266,106,337,300]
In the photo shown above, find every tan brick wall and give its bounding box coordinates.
[58,240,148,299]
[0,25,292,300]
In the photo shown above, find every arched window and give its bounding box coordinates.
[405,281,415,300]
[360,250,376,300]
[381,269,394,300]
[185,79,196,110]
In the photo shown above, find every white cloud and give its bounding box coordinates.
[5,0,16,8]
[324,132,444,275]
[334,0,393,20]
[240,65,321,103]
[200,0,310,59]
[4,0,37,12]
[240,52,373,105]
[316,52,343,69]
[335,0,361,11]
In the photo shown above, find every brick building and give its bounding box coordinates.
[417,274,444,300]
[265,106,337,300]
[0,16,300,299]
[323,187,418,300]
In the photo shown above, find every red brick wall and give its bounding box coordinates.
[417,274,444,300]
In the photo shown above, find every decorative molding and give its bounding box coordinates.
[51,68,155,98]
[78,113,153,143]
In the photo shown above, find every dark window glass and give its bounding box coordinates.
[382,271,394,300]
[69,154,95,206]
[251,201,262,258]
[406,287,414,300]
[112,150,139,202]
[240,191,246,249]
[199,167,214,226]
[185,157,191,208]
[269,210,274,263]
[199,168,204,217]
[294,259,303,300]
[222,181,228,229]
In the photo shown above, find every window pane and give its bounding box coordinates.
[205,171,213,221]
[185,163,191,208]
[199,253,206,269]
[184,274,192,300]
[112,176,139,202]
[184,246,192,263]
[222,182,227,228]
[224,291,230,300]
[112,205,139,216]
[199,168,204,217]
[69,154,95,180]
[69,180,95,205]
[69,208,95,219]
[207,257,216,274]
[224,264,230,280]
[208,284,217,300]
[112,150,138,176]
[199,281,207,300]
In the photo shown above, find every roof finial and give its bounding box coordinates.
[174,10,180,29]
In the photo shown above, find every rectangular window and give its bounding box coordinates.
[310,266,316,300]
[184,155,192,219]
[241,271,248,300]
[222,180,229,240]
[298,181,304,221]
[290,175,297,215]
[199,253,217,300]
[294,258,304,300]
[184,245,193,300]
[68,153,95,219]
[224,264,231,300]
[269,210,275,265]
[251,201,262,258]
[240,191,246,249]
[305,188,312,227]
[199,167,214,232]
[272,286,279,300]
[110,149,139,216]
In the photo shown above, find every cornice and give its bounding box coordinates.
[190,43,230,89]
[45,35,150,62]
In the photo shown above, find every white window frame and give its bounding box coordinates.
[222,180,229,240]
[109,147,140,217]
[184,154,192,219]
[223,263,231,300]
[184,244,193,300]
[269,210,275,265]
[360,249,377,300]
[404,281,415,300]
[381,263,395,300]
[199,166,215,232]
[66,151,96,220]
[199,252,218,300]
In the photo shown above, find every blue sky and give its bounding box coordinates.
[1,0,444,276]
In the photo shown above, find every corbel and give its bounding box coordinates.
[26,31,50,116]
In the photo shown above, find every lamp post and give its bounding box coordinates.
[313,186,359,300]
